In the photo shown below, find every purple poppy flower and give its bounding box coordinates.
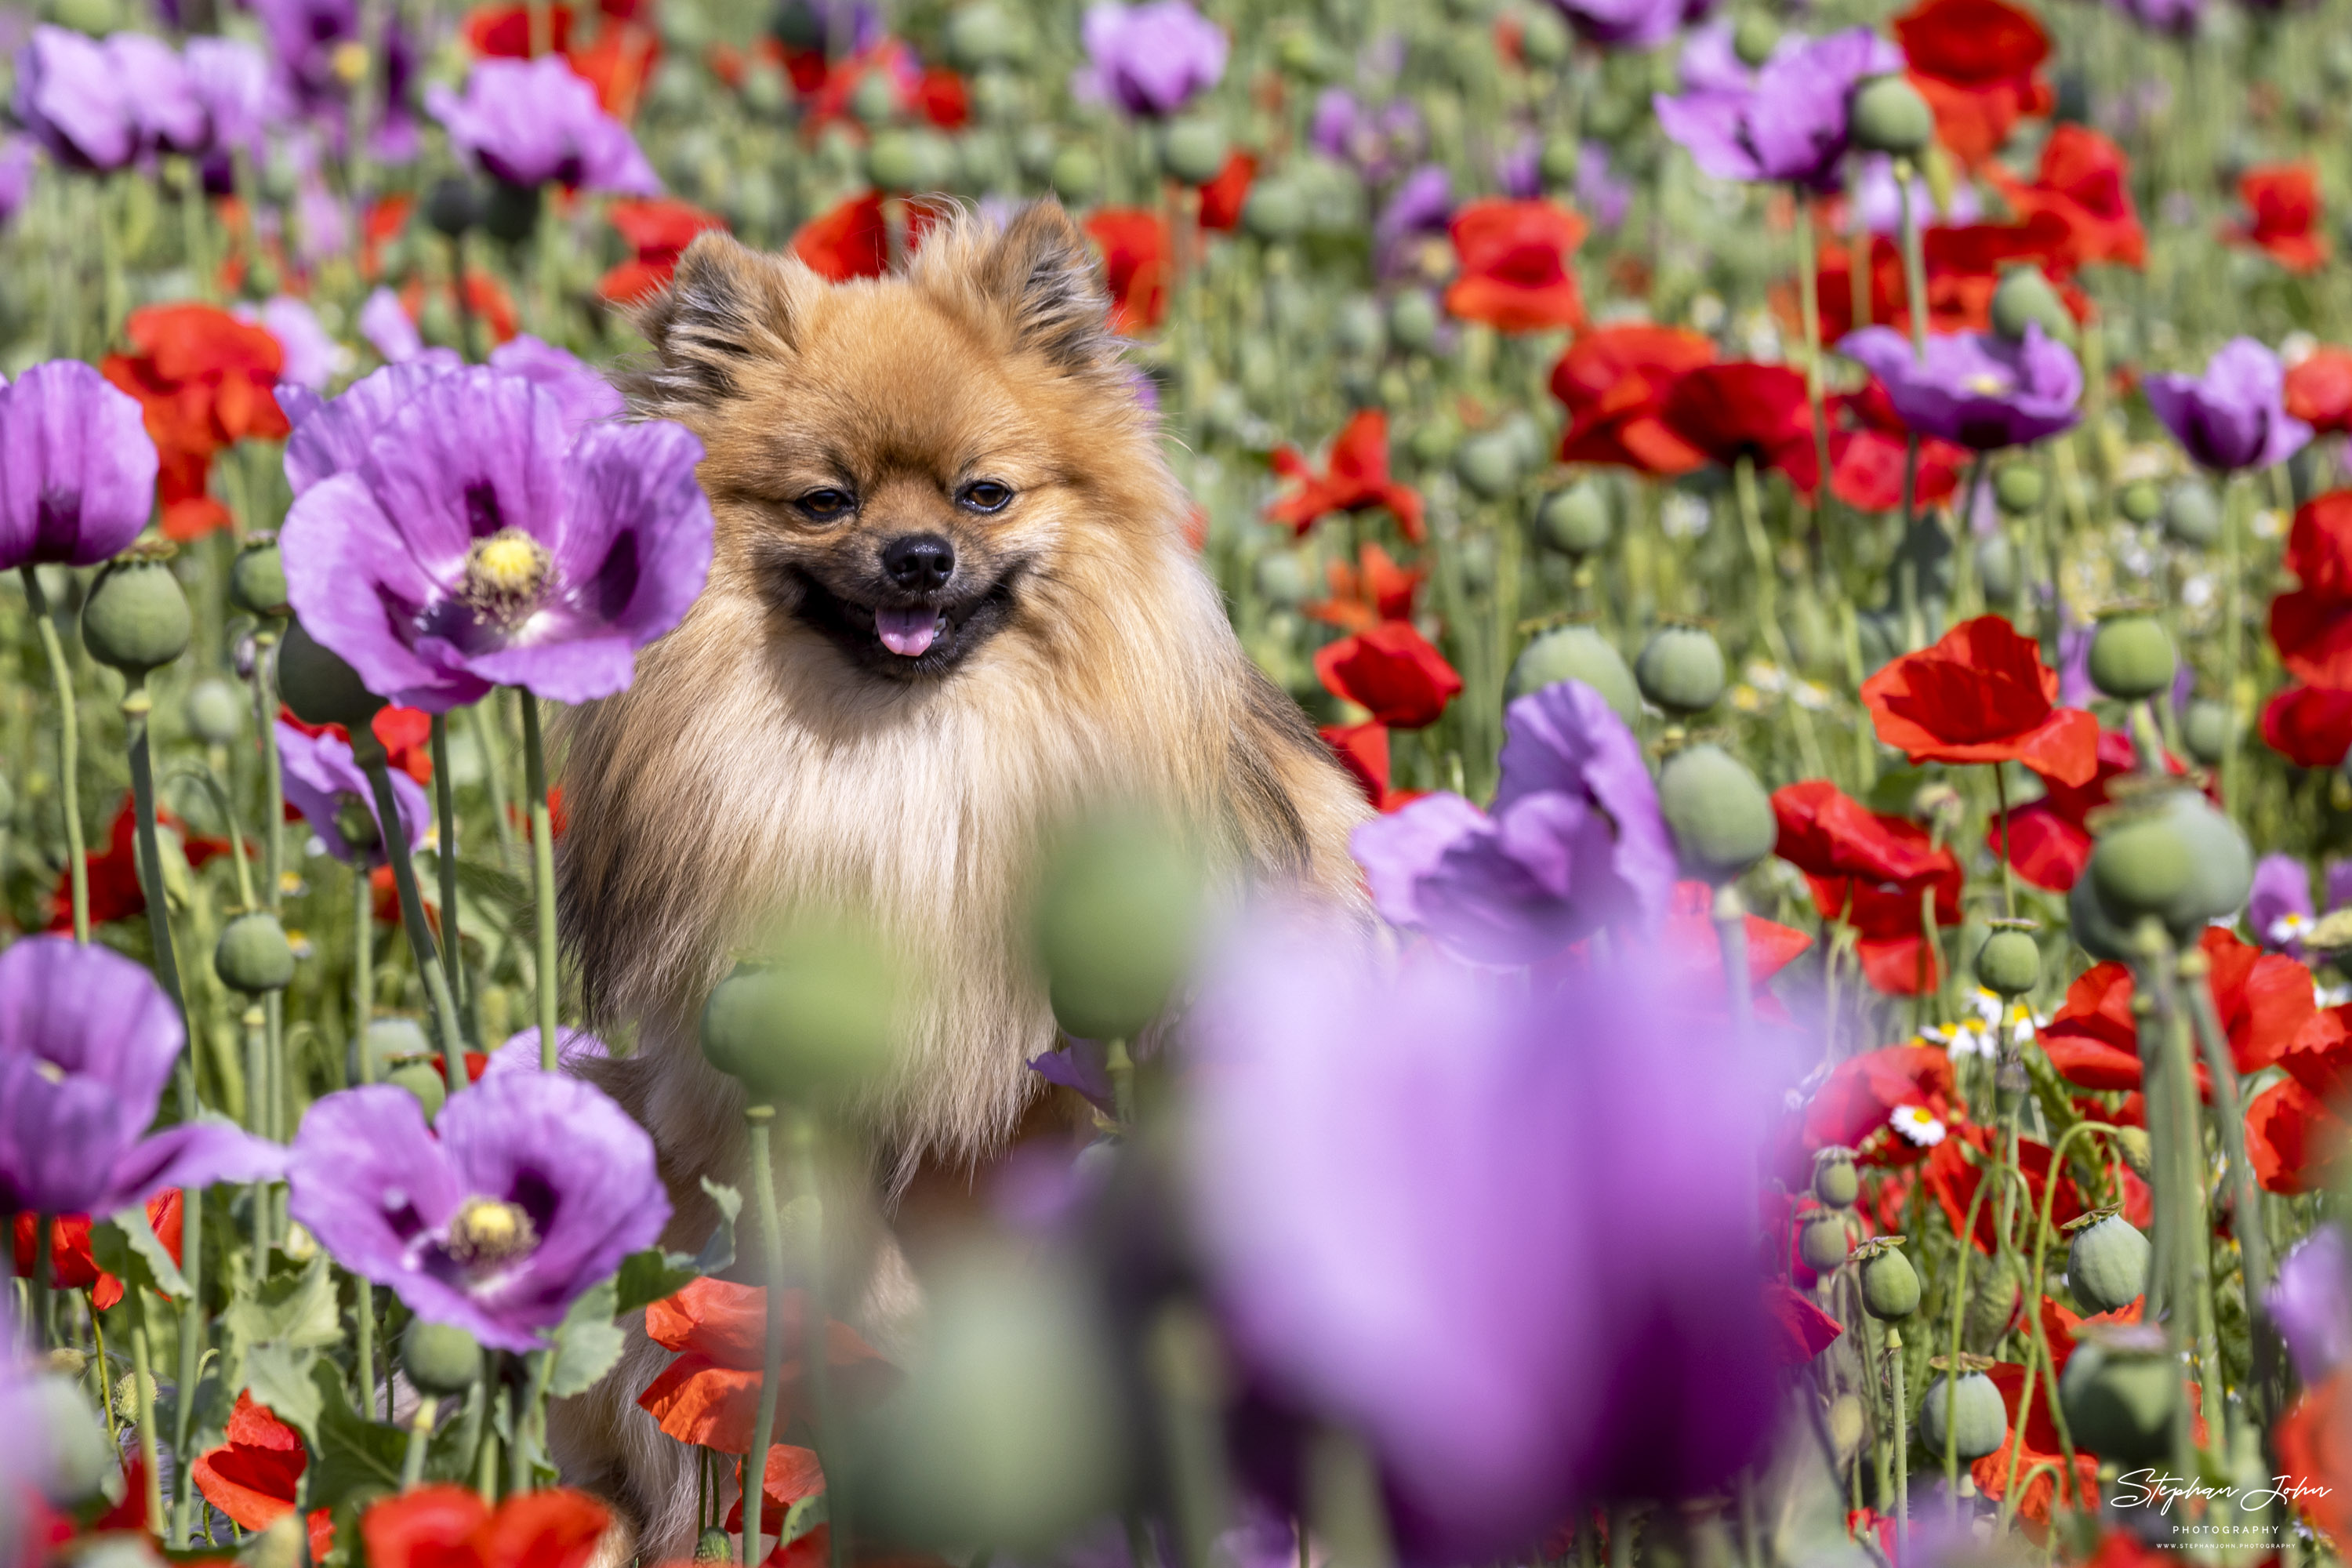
[354,287,426,368]
[1027,1038,1116,1116]
[1310,89,1423,182]
[1375,163,1454,263]
[1076,0,1227,118]
[277,720,430,866]
[485,335,626,435]
[16,27,135,171]
[1653,27,1902,190]
[1853,154,1980,233]
[2327,859,2352,914]
[2270,1228,2351,1384]
[186,36,270,158]
[241,296,348,392]
[1675,20,1759,93]
[1837,322,2083,450]
[251,0,419,161]
[0,139,33,227]
[280,347,619,496]
[1352,680,1677,965]
[1496,134,1542,200]
[108,31,206,157]
[1575,141,1634,230]
[481,1025,609,1080]
[426,56,659,194]
[281,366,713,710]
[0,360,161,573]
[0,937,285,1218]
[287,1072,670,1351]
[2108,0,2202,31]
[2250,853,2315,954]
[1547,0,1718,52]
[1186,912,1776,1559]
[2146,338,2313,473]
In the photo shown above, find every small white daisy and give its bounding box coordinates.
[1889,1105,1947,1147]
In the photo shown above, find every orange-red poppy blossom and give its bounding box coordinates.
[791,191,938,284]
[1548,324,1714,474]
[100,303,290,542]
[11,1191,180,1311]
[2270,492,2352,688]
[1266,409,1426,543]
[637,1277,900,1453]
[191,1392,336,1562]
[2229,165,2328,273]
[1861,615,2099,785]
[1304,543,1423,633]
[1196,151,1257,230]
[1658,362,1820,494]
[1990,124,2144,270]
[2038,926,2314,1093]
[1893,0,2053,164]
[1313,621,1463,730]
[1443,198,1586,332]
[2288,348,2352,434]
[361,1485,608,1568]
[1083,209,1173,335]
[600,198,728,303]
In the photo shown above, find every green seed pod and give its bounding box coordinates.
[1798,1210,1853,1273]
[849,69,898,127]
[2165,479,2222,548]
[2060,1328,2176,1465]
[423,176,480,238]
[1732,11,1779,66]
[215,912,296,995]
[1537,482,1613,556]
[2183,699,2233,766]
[1407,419,1460,468]
[2065,1210,2151,1315]
[695,1528,735,1563]
[1033,811,1207,1043]
[1860,1245,1920,1319]
[1990,267,2073,345]
[1635,626,1726,717]
[1918,1369,2009,1461]
[2117,477,2164,525]
[364,1017,432,1078]
[1388,291,1441,353]
[481,179,542,246]
[278,619,386,730]
[1975,533,2019,604]
[1254,552,1313,608]
[1849,76,1934,157]
[866,129,924,192]
[185,677,245,748]
[2164,788,2253,935]
[1455,433,1522,500]
[1160,117,1229,185]
[401,1319,484,1397]
[1241,182,1304,242]
[81,554,192,677]
[1537,136,1581,187]
[2086,612,2176,701]
[2089,812,2196,930]
[230,535,289,617]
[2067,863,2136,964]
[1047,146,1102,205]
[1975,925,2040,998]
[1506,626,1640,725]
[945,3,1025,69]
[1994,465,2045,516]
[1520,5,1571,65]
[1813,1148,1859,1210]
[1335,296,1386,358]
[699,927,906,1102]
[387,1059,448,1123]
[1657,743,1777,884]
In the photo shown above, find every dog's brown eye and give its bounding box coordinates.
[797,488,855,521]
[959,481,1014,514]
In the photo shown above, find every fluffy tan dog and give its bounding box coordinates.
[545,200,1367,1555]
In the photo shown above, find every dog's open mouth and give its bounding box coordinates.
[873,604,948,659]
[784,566,1025,679]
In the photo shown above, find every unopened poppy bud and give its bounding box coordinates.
[216,912,296,996]
[1994,465,2045,516]
[849,70,897,126]
[230,535,289,618]
[1407,418,1459,466]
[2117,477,2164,524]
[2064,1207,2151,1315]
[2060,1325,2174,1464]
[481,178,542,245]
[700,926,906,1102]
[1732,12,1778,66]
[1859,1241,1919,1319]
[1658,743,1776,884]
[1635,625,1726,717]
[81,550,191,677]
[1242,182,1304,242]
[1919,1359,2008,1460]
[278,619,387,731]
[1976,534,2018,604]
[1506,625,1639,725]
[185,677,244,748]
[695,1527,735,1562]
[1797,1209,1853,1272]
[2089,813,2195,927]
[1975,922,2040,997]
[2165,479,2222,547]
[2087,610,2176,701]
[1537,482,1612,556]
[2183,699,2233,765]
[387,1059,448,1123]
[1035,811,1206,1043]
[1388,291,1440,352]
[1538,136,1580,187]
[1455,433,1522,500]
[1990,266,2073,345]
[401,1319,484,1396]
[866,129,925,192]
[1813,1147,1859,1209]
[424,177,480,238]
[1849,76,1933,157]
[1254,552,1313,607]
[946,4,1025,69]
[1049,146,1103,205]
[1160,118,1229,185]
[1520,5,1570,65]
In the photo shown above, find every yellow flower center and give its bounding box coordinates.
[445,1196,539,1267]
[461,529,552,629]
[330,42,369,84]
[1965,372,2009,396]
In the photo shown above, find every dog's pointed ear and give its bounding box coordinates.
[629,232,806,410]
[975,201,1116,373]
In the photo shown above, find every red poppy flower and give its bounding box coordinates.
[1969,1351,2098,1527]
[1985,728,2147,892]
[100,303,290,543]
[2263,686,2352,768]
[1894,0,2053,164]
[721,1443,826,1530]
[12,1192,180,1311]
[2229,165,2328,274]
[1991,124,2144,270]
[2288,349,2352,435]
[1443,198,1587,333]
[1313,621,1462,731]
[1548,324,1714,474]
[281,703,437,786]
[915,67,969,129]
[1762,1281,1843,1365]
[1082,209,1171,335]
[1657,362,1819,493]
[1805,837,1962,998]
[600,198,728,303]
[191,1392,335,1562]
[394,271,521,349]
[637,1277,900,1453]
[1304,543,1423,633]
[1860,615,2100,785]
[1823,378,1966,514]
[1196,152,1257,231]
[2274,1373,2352,1551]
[1925,1124,2085,1254]
[361,194,414,282]
[1773,780,1950,884]
[2248,1076,2349,1195]
[1319,722,1422,815]
[463,3,576,56]
[49,795,230,932]
[2038,926,2314,1093]
[568,23,662,119]
[362,1486,608,1568]
[790,191,937,284]
[1663,880,1813,1015]
[1801,1044,1962,1167]
[1266,409,1426,543]
[2269,492,2352,688]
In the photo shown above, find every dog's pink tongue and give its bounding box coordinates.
[876,605,938,658]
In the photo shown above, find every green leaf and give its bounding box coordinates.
[423,1383,487,1485]
[614,1179,741,1316]
[303,1357,408,1514]
[223,1253,343,1354]
[547,1279,626,1398]
[89,1205,189,1301]
[780,1493,827,1546]
[695,1179,742,1272]
[245,1344,323,1443]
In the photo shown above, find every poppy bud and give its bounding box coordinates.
[695,1528,735,1562]
[866,129,925,193]
[81,552,192,677]
[401,1319,483,1397]
[2183,699,2233,765]
[1335,297,1386,358]
[278,619,387,731]
[1506,626,1639,725]
[1974,923,2040,998]
[1388,291,1441,353]
[1048,147,1102,205]
[1537,482,1612,557]
[1994,465,2045,516]
[1254,552,1313,607]
[185,677,245,748]
[1813,1147,1859,1209]
[2067,862,2135,963]
[1848,76,1934,157]
[2089,813,2195,929]
[1975,534,2018,604]
[2086,611,2176,701]
[1160,118,1229,186]
[1033,811,1206,1044]
[1538,136,1581,187]
[2059,1326,2174,1464]
[1520,5,1570,65]
[1732,11,1779,65]
[216,912,296,996]
[481,178,542,246]
[1407,418,1460,467]
[1635,625,1726,717]
[1989,266,2073,346]
[1242,182,1304,241]
[849,70,898,126]
[946,4,1026,69]
[1918,1362,2008,1461]
[1657,743,1776,884]
[1859,1241,1919,1319]
[387,1059,448,1123]
[1455,433,1522,500]
[2118,477,2164,524]
[230,535,289,618]
[1797,1209,1853,1272]
[2164,479,2221,548]
[2063,1208,2150,1315]
[699,926,906,1102]
[424,177,480,238]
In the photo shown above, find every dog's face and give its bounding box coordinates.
[626,203,1173,685]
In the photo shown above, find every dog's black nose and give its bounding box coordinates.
[882,533,956,591]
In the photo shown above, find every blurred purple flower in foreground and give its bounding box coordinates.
[2145,336,2312,472]
[1547,0,1717,53]
[1353,679,1676,964]
[1076,0,1227,117]
[288,1072,669,1350]
[277,719,430,866]
[0,937,285,1217]
[426,55,660,194]
[1653,27,1903,191]
[16,26,140,171]
[2270,1227,2351,1383]
[1187,913,1777,1559]
[281,365,712,709]
[1853,154,1980,233]
[1838,322,2083,450]
[0,359,160,572]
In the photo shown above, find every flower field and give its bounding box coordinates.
[2,0,2351,1563]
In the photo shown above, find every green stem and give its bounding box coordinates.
[476,1373,505,1502]
[1714,883,1751,1041]
[125,680,194,1111]
[354,740,466,1088]
[1733,455,1824,777]
[243,1002,270,1258]
[131,1299,165,1534]
[1896,158,1929,358]
[2182,947,2275,1439]
[431,715,468,1044]
[786,1106,844,1568]
[32,1217,53,1351]
[354,866,376,1081]
[1889,1325,1909,1552]
[510,1348,554,1496]
[1107,1036,1136,1127]
[256,632,283,911]
[472,700,519,872]
[401,1400,435,1492]
[742,1105,782,1568]
[2136,927,2205,1476]
[357,1277,379,1422]
[1993,763,2015,918]
[2222,476,2246,815]
[1793,187,1835,536]
[22,567,87,944]
[2009,1119,2124,1526]
[521,692,560,1071]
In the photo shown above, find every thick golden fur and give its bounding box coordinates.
[546,201,1367,1555]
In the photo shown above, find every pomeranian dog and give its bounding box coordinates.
[546,200,1368,1555]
